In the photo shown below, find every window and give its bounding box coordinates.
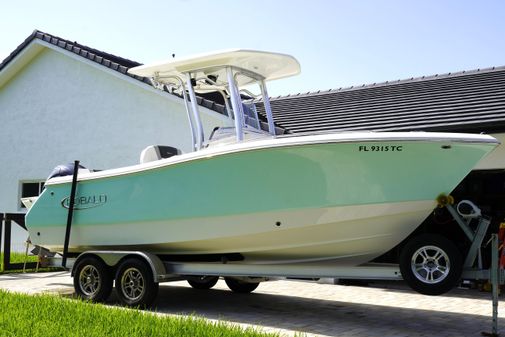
[19,181,45,209]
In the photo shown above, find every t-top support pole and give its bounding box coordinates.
[259,80,276,135]
[185,73,204,150]
[226,67,244,142]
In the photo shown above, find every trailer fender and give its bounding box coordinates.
[71,251,166,282]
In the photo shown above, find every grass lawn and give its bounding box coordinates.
[0,252,45,273]
[0,290,280,337]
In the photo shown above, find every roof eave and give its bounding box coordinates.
[0,39,46,90]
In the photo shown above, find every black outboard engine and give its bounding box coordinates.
[47,163,87,180]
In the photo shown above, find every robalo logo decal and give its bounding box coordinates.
[61,194,108,210]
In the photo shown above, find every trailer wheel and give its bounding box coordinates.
[188,276,219,290]
[400,233,462,295]
[73,256,113,302]
[224,277,259,293]
[115,258,159,308]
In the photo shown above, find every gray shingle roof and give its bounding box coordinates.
[257,66,505,134]
[0,30,144,79]
[0,30,227,115]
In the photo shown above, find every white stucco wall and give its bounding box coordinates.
[0,46,230,214]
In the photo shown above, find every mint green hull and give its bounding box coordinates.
[25,135,497,264]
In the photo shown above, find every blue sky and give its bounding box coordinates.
[1,0,504,96]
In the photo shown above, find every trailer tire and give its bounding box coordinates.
[188,276,219,290]
[115,258,159,308]
[73,256,113,302]
[224,277,259,293]
[400,233,462,295]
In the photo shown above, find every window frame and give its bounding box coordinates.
[19,180,45,210]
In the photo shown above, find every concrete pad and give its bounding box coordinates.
[0,271,73,295]
[0,272,503,337]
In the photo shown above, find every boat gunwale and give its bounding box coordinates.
[44,132,499,186]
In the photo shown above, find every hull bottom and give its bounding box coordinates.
[33,200,435,266]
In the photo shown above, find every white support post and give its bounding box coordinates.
[260,80,276,135]
[180,86,197,152]
[185,73,204,150]
[491,234,499,336]
[226,67,244,141]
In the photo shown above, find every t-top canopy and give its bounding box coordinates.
[128,49,301,89]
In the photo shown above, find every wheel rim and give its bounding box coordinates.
[79,265,101,296]
[120,267,145,301]
[411,245,450,284]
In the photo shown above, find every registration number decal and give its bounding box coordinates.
[358,145,403,152]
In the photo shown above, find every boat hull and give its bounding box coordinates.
[32,201,434,266]
[25,133,498,265]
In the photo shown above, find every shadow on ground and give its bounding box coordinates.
[98,282,501,337]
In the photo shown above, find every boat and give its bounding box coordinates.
[24,49,499,268]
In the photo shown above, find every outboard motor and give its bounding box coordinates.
[47,162,87,180]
